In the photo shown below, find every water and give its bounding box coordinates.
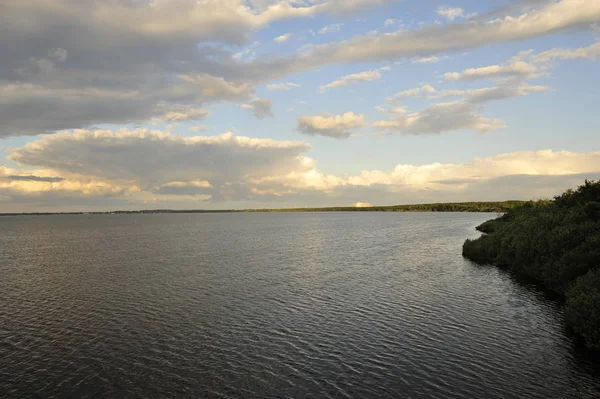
[1,212,599,398]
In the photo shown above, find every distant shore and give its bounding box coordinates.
[0,201,527,216]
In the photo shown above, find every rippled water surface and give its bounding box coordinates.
[1,212,600,398]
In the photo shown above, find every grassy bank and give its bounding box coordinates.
[463,180,600,348]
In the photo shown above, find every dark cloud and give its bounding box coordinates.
[7,175,64,183]
[9,129,312,194]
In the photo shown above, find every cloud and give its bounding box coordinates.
[274,33,293,43]
[3,133,600,210]
[233,47,257,62]
[341,150,600,190]
[378,40,588,136]
[444,61,539,81]
[154,180,213,196]
[241,99,274,119]
[1,0,383,52]
[436,6,465,21]
[319,70,383,92]
[0,73,253,137]
[190,125,208,133]
[390,82,550,104]
[378,78,550,135]
[48,48,68,63]
[319,0,402,15]
[0,0,398,137]
[320,23,343,34]
[529,40,600,64]
[461,84,550,103]
[267,82,301,91]
[267,0,600,73]
[226,150,600,207]
[7,175,64,183]
[297,112,365,138]
[1,0,599,139]
[153,107,211,123]
[399,40,597,136]
[374,101,505,135]
[7,129,313,203]
[442,39,599,86]
[0,164,130,208]
[384,19,402,28]
[392,84,437,99]
[412,56,440,64]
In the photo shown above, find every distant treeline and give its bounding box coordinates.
[463,180,600,349]
[244,201,526,213]
[0,201,527,216]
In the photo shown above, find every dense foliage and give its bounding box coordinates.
[463,180,600,348]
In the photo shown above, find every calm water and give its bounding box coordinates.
[1,213,599,398]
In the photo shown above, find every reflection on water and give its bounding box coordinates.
[1,213,599,398]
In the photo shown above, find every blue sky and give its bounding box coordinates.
[0,0,599,211]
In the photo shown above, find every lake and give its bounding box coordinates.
[1,212,599,398]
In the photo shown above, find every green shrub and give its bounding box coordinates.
[565,271,600,349]
[463,180,600,348]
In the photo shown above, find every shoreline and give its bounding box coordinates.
[0,200,526,216]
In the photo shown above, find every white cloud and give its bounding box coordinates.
[1,0,599,139]
[153,107,211,123]
[389,82,549,104]
[444,61,539,81]
[320,70,383,92]
[241,99,274,119]
[436,6,465,21]
[461,84,550,103]
[377,39,594,137]
[233,48,256,62]
[274,33,293,43]
[0,164,132,208]
[392,84,437,99]
[529,40,600,64]
[267,82,301,91]
[412,56,440,64]
[7,129,312,203]
[320,23,343,34]
[297,112,365,138]
[384,19,402,28]
[3,132,600,209]
[190,125,208,132]
[374,101,505,135]
[275,0,600,71]
[48,48,68,63]
[347,150,600,187]
[378,77,550,135]
[234,150,600,205]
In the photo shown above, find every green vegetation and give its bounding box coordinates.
[0,201,527,216]
[463,180,600,348]
[243,201,526,213]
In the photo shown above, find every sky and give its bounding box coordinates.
[1,0,599,212]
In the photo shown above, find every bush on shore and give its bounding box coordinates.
[463,180,600,348]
